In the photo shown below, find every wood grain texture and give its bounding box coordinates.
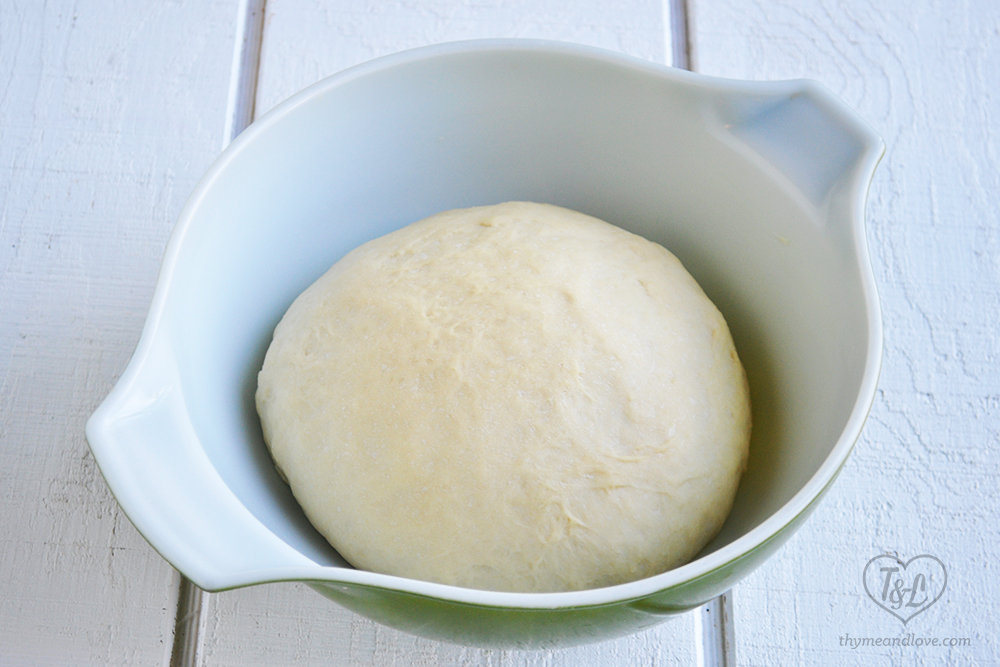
[691,0,1000,664]
[198,1,700,664]
[0,1,237,664]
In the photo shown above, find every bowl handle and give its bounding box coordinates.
[712,80,884,211]
[86,330,315,590]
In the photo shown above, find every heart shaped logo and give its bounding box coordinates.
[863,554,947,624]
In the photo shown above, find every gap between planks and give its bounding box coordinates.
[696,590,736,667]
[666,4,737,665]
[668,0,693,71]
[168,1,724,665]
[169,0,266,666]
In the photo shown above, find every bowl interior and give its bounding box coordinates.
[163,47,871,572]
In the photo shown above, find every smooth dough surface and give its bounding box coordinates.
[256,202,751,592]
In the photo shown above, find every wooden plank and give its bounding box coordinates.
[0,1,238,664]
[691,0,1000,663]
[253,0,671,117]
[200,1,701,664]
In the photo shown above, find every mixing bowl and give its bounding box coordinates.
[86,39,883,648]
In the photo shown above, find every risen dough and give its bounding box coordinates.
[256,202,750,592]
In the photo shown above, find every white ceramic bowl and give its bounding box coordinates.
[87,40,883,648]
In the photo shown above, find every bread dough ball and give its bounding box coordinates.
[256,202,750,592]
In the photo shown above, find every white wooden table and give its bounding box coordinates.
[2,1,998,664]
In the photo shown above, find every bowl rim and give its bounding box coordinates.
[88,38,885,610]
